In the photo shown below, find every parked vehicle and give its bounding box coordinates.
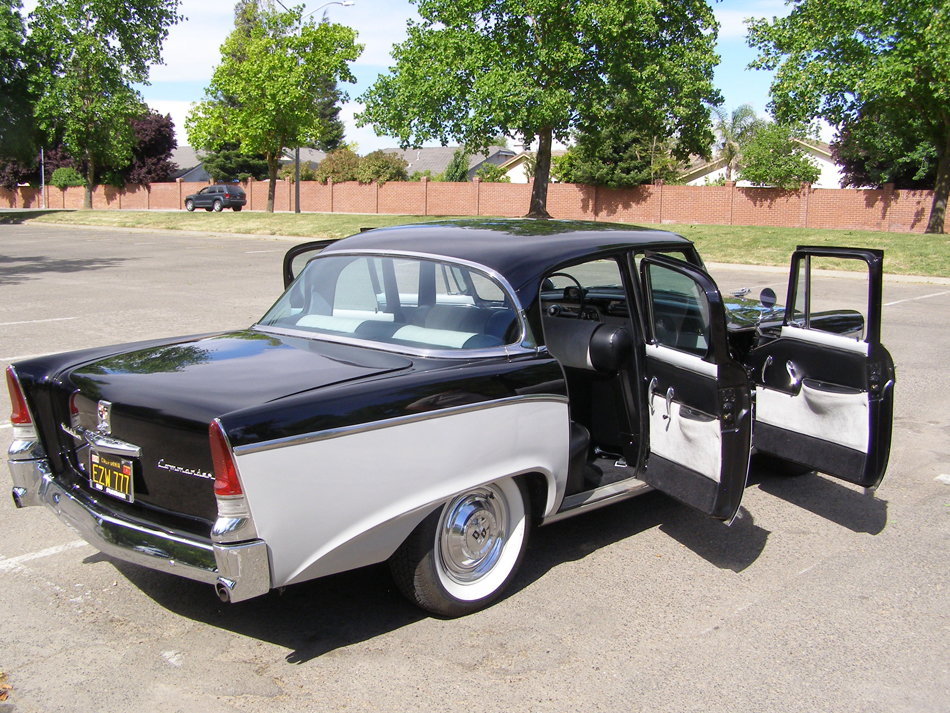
[184,184,247,212]
[6,220,894,616]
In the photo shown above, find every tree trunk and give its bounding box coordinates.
[925,132,949,234]
[83,156,95,210]
[266,155,279,214]
[526,127,553,219]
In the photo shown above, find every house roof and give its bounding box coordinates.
[383,146,516,178]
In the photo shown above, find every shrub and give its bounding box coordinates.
[314,148,360,183]
[50,167,85,189]
[474,163,511,183]
[278,162,318,182]
[356,150,409,185]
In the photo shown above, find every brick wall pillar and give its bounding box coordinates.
[473,176,481,215]
[176,178,182,210]
[375,180,379,214]
[725,181,736,225]
[421,176,428,215]
[883,183,895,232]
[329,180,334,213]
[655,179,665,224]
[800,182,812,228]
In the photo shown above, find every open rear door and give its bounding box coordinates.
[748,247,895,489]
[639,256,753,523]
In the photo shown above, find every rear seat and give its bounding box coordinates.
[295,311,506,350]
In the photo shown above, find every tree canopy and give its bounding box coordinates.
[357,0,720,218]
[186,4,362,212]
[747,0,950,233]
[0,0,35,162]
[29,0,181,208]
[739,122,821,190]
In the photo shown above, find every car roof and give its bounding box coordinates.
[322,218,693,298]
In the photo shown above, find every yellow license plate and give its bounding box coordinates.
[90,452,134,502]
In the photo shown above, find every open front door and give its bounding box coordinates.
[747,247,894,489]
[639,256,753,522]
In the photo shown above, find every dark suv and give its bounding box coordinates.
[184,184,247,212]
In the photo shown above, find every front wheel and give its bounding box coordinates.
[389,477,530,617]
[212,199,223,212]
[184,199,194,212]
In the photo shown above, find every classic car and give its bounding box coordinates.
[6,220,894,617]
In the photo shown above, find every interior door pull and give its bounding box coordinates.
[786,360,801,387]
[762,354,773,381]
[665,387,674,420]
[648,376,658,415]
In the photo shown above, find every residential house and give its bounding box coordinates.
[680,140,846,188]
[384,146,516,180]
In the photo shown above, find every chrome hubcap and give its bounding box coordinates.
[438,486,509,585]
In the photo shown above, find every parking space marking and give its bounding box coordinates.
[0,317,75,327]
[883,291,949,307]
[0,540,89,572]
[0,421,11,429]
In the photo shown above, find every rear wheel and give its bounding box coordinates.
[184,199,194,212]
[389,476,530,617]
[213,199,223,212]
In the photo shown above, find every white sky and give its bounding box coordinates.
[20,0,806,152]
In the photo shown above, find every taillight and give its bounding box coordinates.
[6,366,31,425]
[209,420,242,496]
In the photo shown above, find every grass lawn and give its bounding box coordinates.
[4,209,948,277]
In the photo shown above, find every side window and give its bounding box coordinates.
[788,255,869,341]
[334,258,379,312]
[643,262,711,357]
[541,258,625,319]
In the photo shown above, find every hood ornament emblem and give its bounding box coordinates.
[97,400,112,434]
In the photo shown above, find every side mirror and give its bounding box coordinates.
[759,287,777,309]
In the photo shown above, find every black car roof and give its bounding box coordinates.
[322,219,693,297]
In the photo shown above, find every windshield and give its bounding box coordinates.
[257,254,521,352]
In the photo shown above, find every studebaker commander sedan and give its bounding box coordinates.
[6,220,894,617]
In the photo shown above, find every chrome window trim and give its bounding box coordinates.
[231,393,569,457]
[256,249,537,358]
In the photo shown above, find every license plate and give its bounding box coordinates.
[90,452,134,502]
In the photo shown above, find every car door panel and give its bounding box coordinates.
[639,257,753,522]
[747,247,894,488]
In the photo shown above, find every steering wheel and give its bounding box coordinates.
[547,272,586,319]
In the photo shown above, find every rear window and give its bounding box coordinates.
[258,254,521,352]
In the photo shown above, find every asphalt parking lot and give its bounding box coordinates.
[1,222,949,713]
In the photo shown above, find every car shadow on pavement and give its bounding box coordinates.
[753,470,888,535]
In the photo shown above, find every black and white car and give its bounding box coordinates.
[6,220,894,616]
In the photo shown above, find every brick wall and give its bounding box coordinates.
[1,179,936,233]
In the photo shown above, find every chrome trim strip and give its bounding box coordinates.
[645,343,718,379]
[255,248,539,358]
[232,394,570,456]
[543,478,652,525]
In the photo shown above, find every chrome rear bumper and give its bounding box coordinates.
[8,452,270,603]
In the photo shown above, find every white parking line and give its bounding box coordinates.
[883,291,949,307]
[0,421,11,429]
[245,249,279,254]
[0,540,90,572]
[0,317,76,327]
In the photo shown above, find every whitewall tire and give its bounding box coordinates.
[389,476,530,617]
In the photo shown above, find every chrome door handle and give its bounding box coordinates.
[786,360,800,387]
[648,376,658,415]
[665,387,674,420]
[762,354,773,381]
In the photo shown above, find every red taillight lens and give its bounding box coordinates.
[6,366,31,425]
[209,420,242,496]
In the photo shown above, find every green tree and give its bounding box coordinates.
[28,0,182,209]
[474,163,510,182]
[747,0,950,233]
[49,166,84,189]
[712,104,763,182]
[357,0,720,218]
[442,147,469,183]
[186,5,362,212]
[739,122,821,190]
[0,0,35,162]
[202,142,270,182]
[356,150,409,184]
[314,147,360,183]
[832,108,938,190]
